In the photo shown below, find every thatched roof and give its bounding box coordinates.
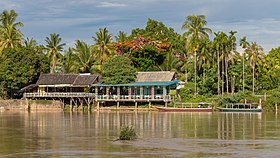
[136,71,175,82]
[36,73,99,86]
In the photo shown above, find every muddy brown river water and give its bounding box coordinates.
[0,111,280,157]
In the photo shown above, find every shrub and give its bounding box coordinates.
[119,125,136,140]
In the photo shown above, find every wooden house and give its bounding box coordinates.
[23,71,178,108]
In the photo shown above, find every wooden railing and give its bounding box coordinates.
[24,93,171,101]
[24,92,95,98]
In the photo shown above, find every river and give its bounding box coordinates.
[0,111,280,157]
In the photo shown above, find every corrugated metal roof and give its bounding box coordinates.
[36,74,99,85]
[93,80,179,87]
[136,71,175,82]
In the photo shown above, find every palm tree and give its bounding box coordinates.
[92,28,113,65]
[213,32,228,95]
[239,36,248,92]
[181,15,212,96]
[115,31,128,42]
[0,10,23,53]
[24,38,37,49]
[245,42,264,95]
[61,48,77,73]
[45,33,65,73]
[158,51,181,72]
[225,31,237,93]
[197,38,212,84]
[73,40,95,73]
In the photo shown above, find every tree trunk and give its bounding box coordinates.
[225,55,229,94]
[231,76,235,95]
[242,53,245,92]
[101,45,104,64]
[194,51,197,96]
[222,53,224,95]
[252,64,255,95]
[51,52,56,73]
[217,50,220,95]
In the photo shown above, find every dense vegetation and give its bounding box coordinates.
[0,10,279,109]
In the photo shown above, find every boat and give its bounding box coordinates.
[155,102,213,112]
[217,103,262,112]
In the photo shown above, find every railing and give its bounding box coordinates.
[97,95,171,101]
[24,93,171,101]
[25,92,95,98]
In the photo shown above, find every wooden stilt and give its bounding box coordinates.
[97,102,100,111]
[135,102,138,109]
[117,102,120,109]
[25,98,29,110]
[70,98,73,111]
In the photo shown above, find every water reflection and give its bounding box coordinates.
[1,111,280,157]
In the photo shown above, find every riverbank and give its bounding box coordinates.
[0,99,63,111]
[0,100,157,112]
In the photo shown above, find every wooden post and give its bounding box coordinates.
[80,99,84,111]
[163,86,167,101]
[165,102,168,107]
[106,87,109,99]
[95,87,98,102]
[149,102,151,109]
[87,98,90,111]
[117,86,120,100]
[97,102,100,111]
[135,102,138,109]
[25,98,29,110]
[140,87,143,99]
[117,102,120,109]
[151,86,154,100]
[70,98,73,111]
[128,87,132,99]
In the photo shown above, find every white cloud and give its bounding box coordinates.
[0,1,21,10]
[96,2,127,8]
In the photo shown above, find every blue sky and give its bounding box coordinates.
[1,0,280,53]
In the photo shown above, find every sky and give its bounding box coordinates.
[1,0,280,53]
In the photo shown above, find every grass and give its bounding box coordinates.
[119,125,137,140]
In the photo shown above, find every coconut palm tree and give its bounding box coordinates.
[73,40,95,73]
[213,32,228,95]
[181,15,212,96]
[61,48,77,73]
[0,10,23,53]
[239,36,249,92]
[225,31,237,93]
[115,31,128,42]
[24,38,37,49]
[92,28,113,65]
[45,33,65,73]
[245,42,264,95]
[158,51,181,72]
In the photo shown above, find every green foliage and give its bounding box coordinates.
[216,92,259,107]
[45,33,65,73]
[1,10,280,99]
[131,46,164,71]
[178,82,207,102]
[266,87,280,110]
[0,47,49,98]
[102,55,136,84]
[119,125,136,140]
